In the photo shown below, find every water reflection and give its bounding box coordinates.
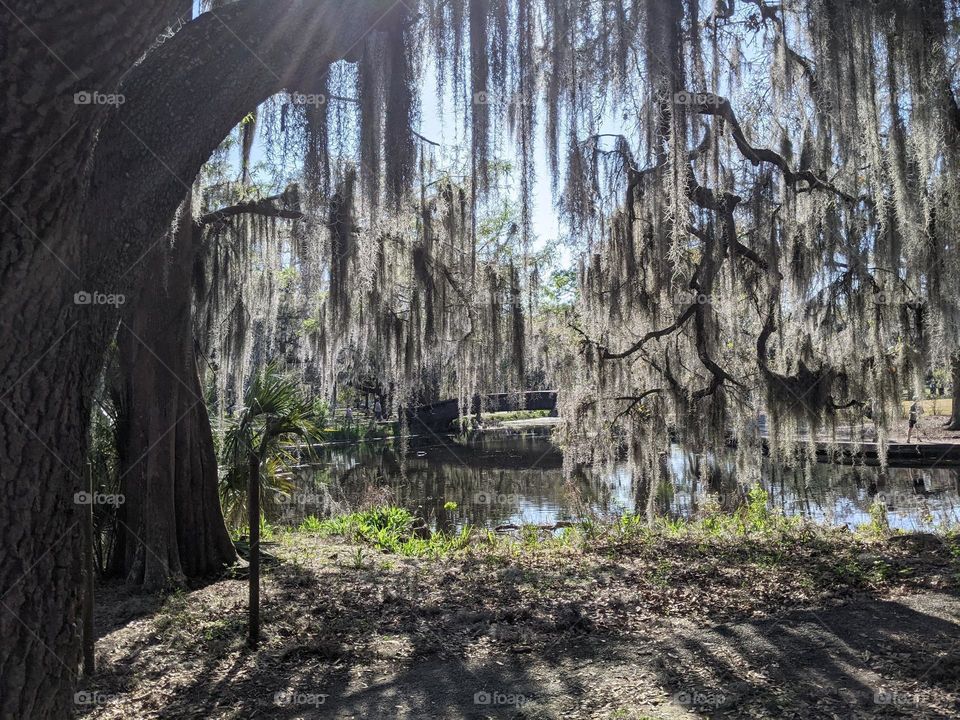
[275,432,960,532]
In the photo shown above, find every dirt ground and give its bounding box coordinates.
[79,528,960,719]
[898,414,960,443]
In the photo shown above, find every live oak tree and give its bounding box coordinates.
[555,0,960,482]
[1,1,958,718]
[111,195,237,588]
[0,2,407,715]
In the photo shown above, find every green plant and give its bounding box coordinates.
[298,515,324,533]
[520,524,540,545]
[865,500,890,536]
[316,506,474,557]
[650,558,673,587]
[659,516,688,534]
[351,547,366,568]
[743,485,772,531]
[219,455,293,529]
[220,361,324,648]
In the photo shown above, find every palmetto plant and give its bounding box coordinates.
[219,452,294,529]
[221,361,323,647]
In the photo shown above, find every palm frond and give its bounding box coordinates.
[218,361,325,529]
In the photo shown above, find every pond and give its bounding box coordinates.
[273,429,960,532]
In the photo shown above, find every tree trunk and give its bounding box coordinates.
[948,354,960,430]
[0,2,390,715]
[248,452,261,648]
[112,196,237,588]
[0,3,191,708]
[0,320,100,718]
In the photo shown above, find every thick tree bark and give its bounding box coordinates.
[112,196,237,588]
[0,2,390,716]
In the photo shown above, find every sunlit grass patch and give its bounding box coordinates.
[303,506,476,557]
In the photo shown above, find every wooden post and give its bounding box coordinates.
[247,451,261,648]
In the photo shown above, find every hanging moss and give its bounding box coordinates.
[191,0,960,476]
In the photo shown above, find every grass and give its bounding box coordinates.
[133,501,960,662]
[447,409,553,431]
[284,484,877,561]
[900,398,953,417]
[299,507,474,557]
[269,504,960,636]
[291,484,960,564]
[228,516,280,542]
[90,502,960,720]
[865,499,891,536]
[479,409,552,423]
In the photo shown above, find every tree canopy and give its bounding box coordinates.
[2,1,960,716]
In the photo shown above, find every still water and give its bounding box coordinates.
[276,430,960,532]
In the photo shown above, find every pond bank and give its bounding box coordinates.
[81,515,960,719]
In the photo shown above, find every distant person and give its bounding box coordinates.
[345,406,353,428]
[374,399,383,421]
[907,399,923,443]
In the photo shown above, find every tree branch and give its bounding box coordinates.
[199,189,303,226]
[599,304,697,360]
[86,0,394,290]
[681,93,858,203]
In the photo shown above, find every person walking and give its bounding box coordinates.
[374,399,383,421]
[907,398,924,443]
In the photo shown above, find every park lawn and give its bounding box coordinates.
[901,398,953,418]
[480,409,552,423]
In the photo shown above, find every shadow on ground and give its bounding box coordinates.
[81,538,960,719]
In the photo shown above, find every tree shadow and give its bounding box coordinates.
[84,554,578,718]
[82,536,960,719]
[636,591,960,717]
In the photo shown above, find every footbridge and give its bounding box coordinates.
[406,391,557,433]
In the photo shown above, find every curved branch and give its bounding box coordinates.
[199,190,303,226]
[681,93,858,203]
[85,0,396,288]
[600,304,697,360]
